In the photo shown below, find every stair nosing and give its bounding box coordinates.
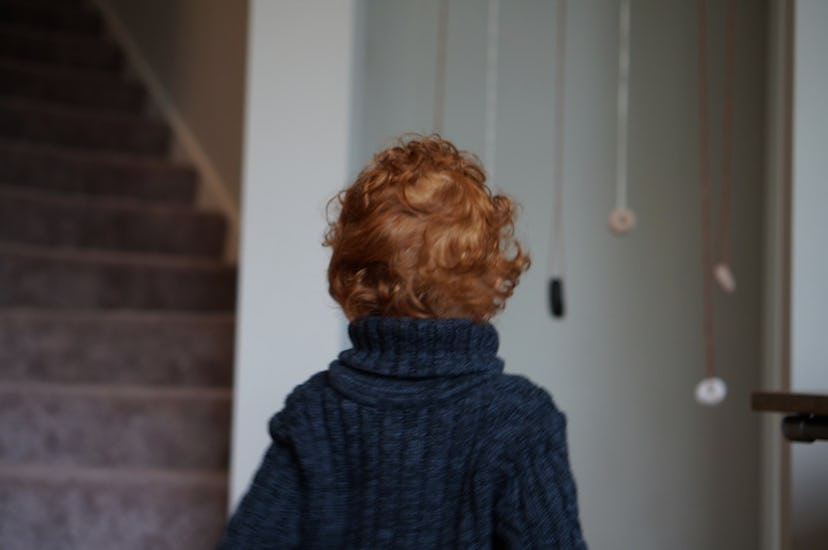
[0,380,233,401]
[0,182,219,217]
[0,95,163,125]
[0,461,228,487]
[0,242,233,270]
[0,137,190,169]
[0,9,101,38]
[0,307,236,323]
[0,20,116,44]
[0,55,136,83]
[3,136,168,160]
[0,54,128,80]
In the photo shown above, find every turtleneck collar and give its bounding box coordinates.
[327,317,504,406]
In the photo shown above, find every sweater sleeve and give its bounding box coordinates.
[493,409,586,549]
[217,415,302,549]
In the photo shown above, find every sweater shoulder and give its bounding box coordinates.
[480,373,568,451]
[268,371,329,440]
[486,373,563,419]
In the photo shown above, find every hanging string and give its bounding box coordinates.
[694,0,726,406]
[484,0,500,181]
[713,0,738,293]
[780,0,794,390]
[548,0,568,318]
[615,0,631,211]
[609,0,637,235]
[433,0,451,134]
[696,0,714,378]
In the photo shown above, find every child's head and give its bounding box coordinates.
[325,135,530,322]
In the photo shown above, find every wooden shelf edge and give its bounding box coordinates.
[752,391,828,416]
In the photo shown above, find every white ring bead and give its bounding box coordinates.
[608,207,636,235]
[695,377,727,406]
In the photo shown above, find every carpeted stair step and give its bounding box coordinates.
[0,24,121,71]
[0,310,234,387]
[0,464,227,550]
[0,244,236,310]
[0,140,197,204]
[0,0,103,35]
[0,97,170,156]
[0,382,231,470]
[0,4,236,546]
[0,57,145,112]
[0,185,227,257]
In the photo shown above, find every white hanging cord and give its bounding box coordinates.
[609,0,636,235]
[548,0,567,318]
[433,0,451,134]
[484,0,500,181]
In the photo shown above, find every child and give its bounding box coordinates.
[219,136,586,549]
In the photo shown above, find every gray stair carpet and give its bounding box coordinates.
[0,1,236,548]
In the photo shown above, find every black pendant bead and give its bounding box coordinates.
[549,277,565,318]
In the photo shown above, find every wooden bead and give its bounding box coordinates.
[714,263,736,293]
[608,207,636,235]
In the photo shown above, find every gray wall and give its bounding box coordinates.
[357,0,766,548]
[791,1,828,547]
[102,0,248,203]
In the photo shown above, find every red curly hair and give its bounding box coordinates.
[324,135,530,322]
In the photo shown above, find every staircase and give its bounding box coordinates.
[0,0,236,548]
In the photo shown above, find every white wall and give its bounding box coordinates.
[358,0,765,548]
[791,1,828,547]
[229,0,356,507]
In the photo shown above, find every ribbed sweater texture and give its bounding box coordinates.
[219,317,586,549]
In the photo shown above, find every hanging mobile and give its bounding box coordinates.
[609,0,637,235]
[548,0,568,318]
[484,0,500,181]
[693,0,736,406]
[713,0,738,294]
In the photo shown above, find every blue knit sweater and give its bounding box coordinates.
[219,317,586,549]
